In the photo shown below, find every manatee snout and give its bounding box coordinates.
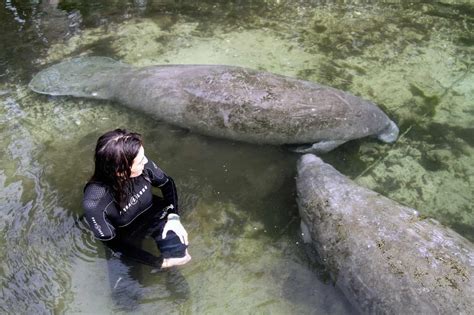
[300,153,321,165]
[377,120,399,143]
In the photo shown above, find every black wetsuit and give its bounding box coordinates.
[83,160,185,267]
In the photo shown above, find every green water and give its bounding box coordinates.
[1,1,473,314]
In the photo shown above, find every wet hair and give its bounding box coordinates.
[90,128,143,207]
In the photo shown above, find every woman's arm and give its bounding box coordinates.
[159,177,179,215]
[104,238,190,269]
[103,238,163,268]
[143,160,179,214]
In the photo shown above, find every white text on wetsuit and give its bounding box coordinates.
[91,217,104,237]
[122,185,148,212]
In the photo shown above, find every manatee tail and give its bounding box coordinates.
[29,56,131,99]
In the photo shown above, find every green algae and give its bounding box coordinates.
[408,84,441,118]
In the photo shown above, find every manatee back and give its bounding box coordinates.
[297,154,474,314]
[174,65,395,144]
[29,56,131,99]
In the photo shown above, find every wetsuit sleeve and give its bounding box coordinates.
[144,160,179,215]
[82,184,117,240]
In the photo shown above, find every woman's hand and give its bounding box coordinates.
[161,249,191,268]
[162,214,189,245]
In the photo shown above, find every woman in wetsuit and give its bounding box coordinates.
[82,129,191,269]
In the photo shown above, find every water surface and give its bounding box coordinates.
[1,1,473,313]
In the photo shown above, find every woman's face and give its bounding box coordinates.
[130,146,148,178]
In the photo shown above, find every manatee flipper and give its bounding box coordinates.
[29,56,131,99]
[291,140,347,154]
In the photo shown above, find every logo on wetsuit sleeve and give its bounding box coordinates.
[122,185,148,212]
[152,161,166,180]
[91,217,105,237]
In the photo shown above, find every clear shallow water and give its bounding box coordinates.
[1,1,473,314]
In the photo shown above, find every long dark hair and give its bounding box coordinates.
[90,128,143,207]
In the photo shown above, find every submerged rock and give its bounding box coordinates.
[296,154,474,314]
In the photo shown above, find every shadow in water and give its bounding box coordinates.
[279,242,356,314]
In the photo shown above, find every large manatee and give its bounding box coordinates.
[29,57,398,152]
[297,154,474,314]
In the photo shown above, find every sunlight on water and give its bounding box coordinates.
[0,0,473,313]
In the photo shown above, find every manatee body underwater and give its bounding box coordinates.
[29,56,399,153]
[296,154,474,314]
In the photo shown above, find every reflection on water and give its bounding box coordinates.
[1,0,473,313]
[0,97,76,313]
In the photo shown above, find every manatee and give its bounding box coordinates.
[29,57,399,153]
[296,154,474,314]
